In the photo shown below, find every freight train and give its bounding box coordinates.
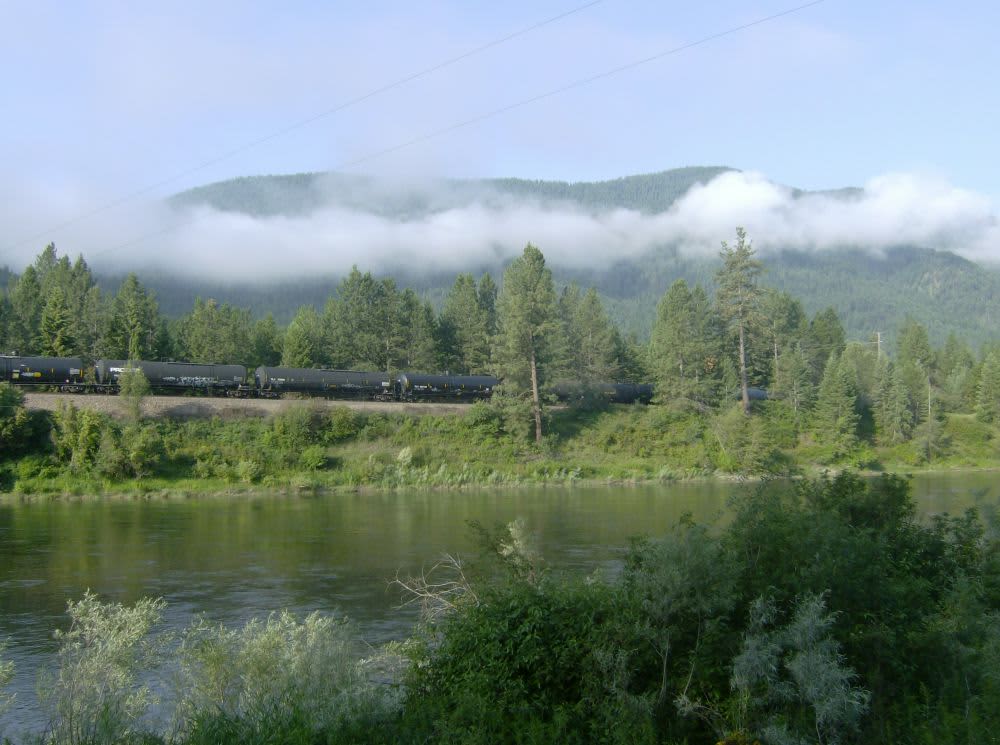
[0,355,654,404]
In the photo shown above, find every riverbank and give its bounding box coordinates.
[3,399,999,501]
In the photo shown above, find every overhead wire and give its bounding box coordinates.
[2,0,607,254]
[89,0,827,261]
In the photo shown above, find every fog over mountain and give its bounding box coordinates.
[152,168,1000,280]
[5,167,997,284]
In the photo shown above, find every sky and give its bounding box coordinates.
[1,0,998,277]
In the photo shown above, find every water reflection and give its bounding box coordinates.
[0,475,996,736]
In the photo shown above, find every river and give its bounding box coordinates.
[1,472,998,737]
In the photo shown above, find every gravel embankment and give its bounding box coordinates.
[23,392,470,419]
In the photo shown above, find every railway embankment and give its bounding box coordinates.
[22,392,470,419]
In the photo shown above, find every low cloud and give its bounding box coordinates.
[5,170,999,282]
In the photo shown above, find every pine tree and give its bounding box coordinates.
[873,358,913,444]
[773,343,815,423]
[282,306,321,368]
[804,307,846,381]
[495,244,559,444]
[180,298,252,364]
[812,353,859,455]
[650,279,723,405]
[897,317,934,373]
[250,314,283,368]
[573,288,619,383]
[38,286,75,356]
[441,274,490,373]
[105,274,160,361]
[9,265,43,354]
[400,290,439,371]
[324,268,405,370]
[715,228,763,414]
[760,289,806,392]
[975,352,1000,423]
[477,273,498,338]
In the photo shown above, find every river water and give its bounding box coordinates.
[1,473,998,737]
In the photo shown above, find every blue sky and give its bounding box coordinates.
[1,0,998,274]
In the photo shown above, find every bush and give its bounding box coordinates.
[0,382,48,460]
[297,444,327,471]
[325,406,362,443]
[0,639,13,723]
[404,576,654,744]
[174,611,397,741]
[39,592,167,745]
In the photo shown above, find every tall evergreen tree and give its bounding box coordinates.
[282,306,322,368]
[495,244,559,445]
[896,317,935,374]
[760,289,806,391]
[812,352,859,455]
[105,274,160,361]
[441,274,490,373]
[38,286,75,356]
[873,358,913,445]
[650,279,722,405]
[325,268,407,370]
[399,290,439,371]
[975,352,1000,423]
[715,227,763,414]
[180,298,252,364]
[573,288,620,383]
[772,343,815,422]
[8,265,43,354]
[477,273,498,337]
[804,307,846,382]
[250,314,283,368]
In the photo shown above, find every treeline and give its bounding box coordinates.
[2,473,998,744]
[0,243,642,386]
[4,237,1000,463]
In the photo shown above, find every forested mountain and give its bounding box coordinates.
[161,166,1000,348]
[169,166,734,217]
[5,168,999,350]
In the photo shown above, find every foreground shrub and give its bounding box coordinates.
[0,639,13,726]
[173,610,398,741]
[38,592,166,745]
[404,575,655,744]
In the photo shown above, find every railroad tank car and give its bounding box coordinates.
[606,383,654,404]
[95,360,246,391]
[552,380,654,404]
[0,355,85,386]
[255,366,392,398]
[395,373,498,401]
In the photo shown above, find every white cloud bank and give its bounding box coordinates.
[7,171,1000,282]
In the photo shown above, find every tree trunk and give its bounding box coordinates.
[739,322,751,415]
[529,347,543,444]
[773,337,780,392]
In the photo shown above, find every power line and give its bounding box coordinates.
[91,0,826,261]
[3,0,607,254]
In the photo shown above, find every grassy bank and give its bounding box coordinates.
[3,397,1000,500]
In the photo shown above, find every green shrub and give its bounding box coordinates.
[174,611,397,741]
[297,445,327,471]
[325,406,362,443]
[404,577,654,744]
[0,639,13,724]
[39,592,167,745]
